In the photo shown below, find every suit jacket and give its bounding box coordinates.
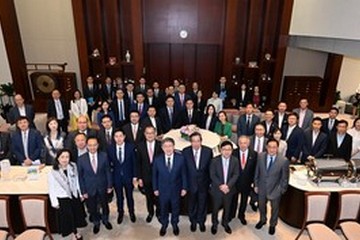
[321,118,338,135]
[153,89,165,108]
[174,92,191,110]
[141,116,164,135]
[107,142,136,187]
[122,123,144,145]
[97,128,114,147]
[237,114,260,136]
[249,136,268,153]
[177,108,201,127]
[232,148,257,193]
[83,84,100,105]
[200,115,217,131]
[152,152,188,197]
[159,107,179,133]
[237,90,251,107]
[10,129,44,164]
[112,98,130,126]
[210,156,239,196]
[254,153,289,200]
[302,129,328,162]
[47,98,69,121]
[77,151,112,196]
[124,91,136,107]
[282,125,304,160]
[136,140,163,186]
[292,108,314,130]
[261,120,278,138]
[131,102,149,119]
[182,146,213,193]
[273,112,288,132]
[146,96,160,109]
[215,83,230,102]
[135,85,150,94]
[65,129,99,152]
[100,84,115,102]
[0,132,11,160]
[327,132,352,161]
[8,104,36,128]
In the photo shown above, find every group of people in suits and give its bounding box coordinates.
[2,75,357,239]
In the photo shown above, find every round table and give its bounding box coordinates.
[163,128,236,156]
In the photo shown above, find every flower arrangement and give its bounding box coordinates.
[180,124,199,141]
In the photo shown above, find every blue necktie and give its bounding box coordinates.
[267,156,274,172]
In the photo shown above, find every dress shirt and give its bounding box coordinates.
[148,97,153,106]
[77,148,87,157]
[239,149,248,169]
[278,112,284,128]
[18,106,26,117]
[241,90,246,101]
[116,143,125,162]
[254,136,265,153]
[312,130,320,146]
[328,118,335,130]
[193,147,201,169]
[165,153,174,170]
[221,157,230,184]
[205,116,212,130]
[265,121,272,134]
[266,155,276,170]
[150,117,157,129]
[286,125,296,140]
[90,152,98,173]
[117,99,125,121]
[146,141,155,163]
[132,123,139,139]
[336,133,346,148]
[54,99,64,119]
[22,129,29,158]
[298,109,307,128]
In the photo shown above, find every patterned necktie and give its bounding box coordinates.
[148,144,153,163]
[256,138,261,153]
[91,154,97,173]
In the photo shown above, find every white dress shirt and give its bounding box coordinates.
[54,99,64,120]
[254,136,265,153]
[116,143,125,162]
[165,153,174,170]
[286,125,296,140]
[18,105,26,117]
[193,147,201,169]
[278,112,284,128]
[221,157,230,183]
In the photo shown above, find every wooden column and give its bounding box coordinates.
[130,0,144,81]
[0,0,30,100]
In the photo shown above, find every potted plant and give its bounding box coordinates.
[0,82,15,120]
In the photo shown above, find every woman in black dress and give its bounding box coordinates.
[48,149,87,239]
[201,104,218,131]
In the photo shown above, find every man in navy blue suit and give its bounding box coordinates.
[107,128,137,224]
[282,112,304,163]
[159,96,179,133]
[10,116,43,165]
[182,132,213,232]
[153,138,188,236]
[174,84,190,111]
[78,137,113,234]
[301,117,328,163]
[237,103,260,136]
[7,94,36,128]
[131,92,148,120]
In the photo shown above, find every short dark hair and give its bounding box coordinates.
[312,117,322,123]
[53,149,75,170]
[136,92,145,98]
[165,95,175,101]
[74,132,87,140]
[337,119,348,127]
[189,132,202,141]
[255,123,265,130]
[185,98,194,104]
[129,110,140,116]
[162,137,175,146]
[16,116,30,124]
[218,110,228,121]
[101,114,112,122]
[144,125,156,132]
[330,107,339,114]
[86,136,98,143]
[267,138,279,147]
[288,112,299,120]
[220,140,233,149]
[113,128,125,136]
[246,103,254,108]
[147,105,157,111]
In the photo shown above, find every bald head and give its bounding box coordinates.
[238,135,250,151]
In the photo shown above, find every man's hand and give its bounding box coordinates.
[138,179,144,187]
[82,193,88,199]
[254,187,258,194]
[290,157,297,163]
[181,189,187,197]
[219,184,229,194]
[154,190,159,196]
[23,158,32,166]
[107,188,113,194]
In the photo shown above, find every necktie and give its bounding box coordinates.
[118,147,123,163]
[119,100,124,121]
[23,131,28,158]
[180,95,184,106]
[246,115,251,132]
[91,154,97,173]
[241,152,246,169]
[167,157,171,172]
[188,111,192,123]
[132,125,137,141]
[148,144,153,163]
[138,104,142,115]
[329,119,333,130]
[256,138,261,153]
[223,160,228,183]
[169,108,173,125]
[55,100,64,119]
[106,130,111,144]
[267,156,274,172]
[194,150,199,169]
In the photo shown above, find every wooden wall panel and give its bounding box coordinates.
[146,44,170,84]
[102,0,121,58]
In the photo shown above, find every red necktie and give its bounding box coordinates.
[148,144,153,163]
[241,152,246,169]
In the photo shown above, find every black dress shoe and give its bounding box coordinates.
[103,221,113,230]
[190,223,196,232]
[173,225,180,236]
[199,223,206,232]
[255,221,265,229]
[117,214,124,224]
[269,226,276,235]
[211,225,217,235]
[250,203,258,212]
[130,213,136,223]
[93,224,100,234]
[159,226,167,236]
[238,216,247,225]
[222,223,232,234]
[146,214,153,223]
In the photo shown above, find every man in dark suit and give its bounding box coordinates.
[282,113,304,163]
[210,141,239,235]
[215,76,230,104]
[141,106,163,136]
[254,139,289,235]
[292,98,314,130]
[98,115,114,147]
[78,137,113,234]
[112,88,130,128]
[273,102,288,132]
[131,92,148,120]
[153,138,187,236]
[250,124,268,154]
[321,107,339,135]
[71,132,87,162]
[302,117,328,163]
[65,115,99,153]
[188,82,200,104]
[174,84,191,111]
[182,132,213,232]
[231,135,257,224]
[261,110,278,138]
[122,110,144,145]
[159,96,179,133]
[107,129,137,224]
[237,84,251,108]
[237,103,260,136]
[47,89,69,133]
[0,130,11,160]
[136,126,163,223]
[83,76,99,118]
[177,99,201,127]
[135,77,150,94]
[327,120,352,161]
[10,116,43,165]
[100,77,115,102]
[145,88,159,108]
[125,82,136,107]
[8,94,36,129]
[152,81,165,108]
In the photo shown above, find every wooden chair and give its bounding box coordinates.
[0,196,15,240]
[15,196,53,240]
[335,190,360,240]
[295,192,341,240]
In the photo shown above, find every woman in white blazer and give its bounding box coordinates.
[48,149,87,240]
[69,89,89,131]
